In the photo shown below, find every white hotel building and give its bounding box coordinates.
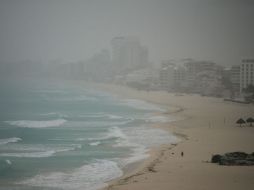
[240,59,254,93]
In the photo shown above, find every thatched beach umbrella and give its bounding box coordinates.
[246,117,254,127]
[236,118,246,127]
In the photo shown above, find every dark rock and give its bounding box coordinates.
[246,154,254,161]
[225,152,248,159]
[211,154,222,163]
[211,152,254,166]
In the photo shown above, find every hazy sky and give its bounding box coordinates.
[0,0,253,66]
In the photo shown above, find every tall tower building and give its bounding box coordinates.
[240,59,254,93]
[111,36,148,73]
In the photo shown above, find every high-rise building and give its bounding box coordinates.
[184,61,217,83]
[183,60,223,95]
[160,62,175,90]
[159,60,186,91]
[230,65,240,93]
[111,36,148,73]
[240,59,254,93]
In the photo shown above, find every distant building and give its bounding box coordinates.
[124,68,158,90]
[173,66,186,88]
[182,60,223,95]
[84,49,112,81]
[160,63,175,90]
[111,36,148,74]
[159,60,186,91]
[240,59,254,93]
[184,61,217,87]
[195,70,223,96]
[230,65,240,93]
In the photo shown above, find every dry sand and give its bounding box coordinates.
[94,83,254,190]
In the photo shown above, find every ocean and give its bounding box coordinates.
[0,79,178,190]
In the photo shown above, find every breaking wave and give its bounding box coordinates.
[89,141,101,146]
[5,119,67,128]
[0,144,81,158]
[16,159,123,190]
[0,137,22,145]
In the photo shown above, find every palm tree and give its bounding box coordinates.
[246,117,254,127]
[236,118,246,127]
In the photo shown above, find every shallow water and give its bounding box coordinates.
[0,80,178,190]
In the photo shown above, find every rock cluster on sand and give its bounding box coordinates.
[211,152,254,166]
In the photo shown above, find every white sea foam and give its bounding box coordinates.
[0,144,81,158]
[124,126,180,148]
[87,126,128,142]
[17,159,123,190]
[107,114,124,119]
[108,126,128,140]
[79,120,131,128]
[0,137,22,145]
[87,124,179,155]
[78,113,124,120]
[6,159,12,165]
[104,126,179,167]
[89,141,101,146]
[74,137,86,141]
[0,150,56,158]
[88,126,150,167]
[120,99,166,112]
[108,126,179,148]
[145,115,171,123]
[121,146,150,166]
[5,119,67,128]
[107,126,150,166]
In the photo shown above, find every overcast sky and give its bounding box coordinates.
[0,0,253,66]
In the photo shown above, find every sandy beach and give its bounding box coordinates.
[93,83,254,190]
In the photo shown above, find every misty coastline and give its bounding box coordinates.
[1,1,254,190]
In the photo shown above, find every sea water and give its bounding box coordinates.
[0,79,178,190]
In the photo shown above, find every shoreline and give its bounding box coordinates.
[104,99,186,189]
[104,122,187,190]
[98,84,188,190]
[91,82,191,190]
[92,82,254,190]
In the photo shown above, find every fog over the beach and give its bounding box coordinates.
[0,0,254,66]
[0,1,254,190]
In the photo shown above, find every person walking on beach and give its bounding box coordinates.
[181,151,184,157]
